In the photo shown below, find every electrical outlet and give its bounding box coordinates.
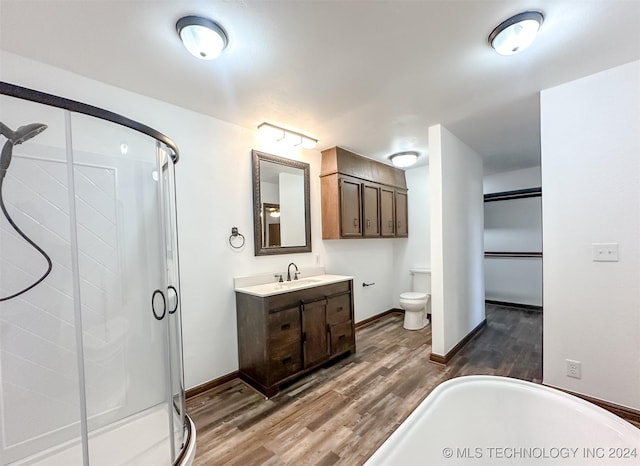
[566,359,582,379]
[592,243,619,262]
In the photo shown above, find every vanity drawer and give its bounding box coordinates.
[327,293,351,325]
[268,306,301,337]
[269,342,302,382]
[330,320,354,355]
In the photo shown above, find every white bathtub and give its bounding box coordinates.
[365,376,640,465]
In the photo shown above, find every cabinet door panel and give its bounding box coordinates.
[395,190,408,237]
[302,300,329,367]
[362,183,380,237]
[380,187,395,237]
[339,177,362,237]
[330,320,354,355]
[326,293,351,325]
[268,341,302,382]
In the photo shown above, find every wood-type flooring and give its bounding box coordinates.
[186,304,547,465]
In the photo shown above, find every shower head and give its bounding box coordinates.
[0,121,47,180]
[0,122,47,145]
[13,123,47,144]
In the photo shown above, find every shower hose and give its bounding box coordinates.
[0,121,52,301]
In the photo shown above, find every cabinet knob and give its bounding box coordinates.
[353,218,359,227]
[388,220,393,228]
[366,219,371,229]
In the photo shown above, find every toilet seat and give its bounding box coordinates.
[400,291,428,301]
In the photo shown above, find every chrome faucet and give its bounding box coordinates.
[287,262,299,281]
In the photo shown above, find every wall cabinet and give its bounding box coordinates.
[380,186,395,237]
[236,280,355,397]
[339,176,362,237]
[395,189,408,237]
[320,146,408,239]
[362,181,380,237]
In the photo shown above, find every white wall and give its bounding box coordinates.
[392,165,430,303]
[0,51,404,390]
[541,60,640,410]
[429,124,485,357]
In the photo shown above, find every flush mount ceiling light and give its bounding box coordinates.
[176,15,228,60]
[489,11,544,56]
[257,122,317,149]
[389,151,419,168]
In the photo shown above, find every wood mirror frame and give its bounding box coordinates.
[252,150,312,256]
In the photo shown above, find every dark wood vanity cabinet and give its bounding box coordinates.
[236,280,355,397]
[321,146,408,239]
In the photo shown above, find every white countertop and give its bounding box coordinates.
[234,274,353,297]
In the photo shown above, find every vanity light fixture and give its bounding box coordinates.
[257,122,317,149]
[488,11,544,56]
[176,15,228,60]
[389,151,419,168]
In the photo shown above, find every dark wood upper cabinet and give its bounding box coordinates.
[362,182,380,237]
[320,147,408,239]
[380,187,396,237]
[339,176,363,237]
[395,189,408,237]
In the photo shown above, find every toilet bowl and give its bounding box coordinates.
[399,292,430,330]
[399,268,431,330]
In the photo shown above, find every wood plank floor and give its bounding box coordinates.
[187,304,545,465]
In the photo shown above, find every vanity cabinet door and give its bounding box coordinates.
[301,299,329,367]
[339,176,362,237]
[362,182,380,237]
[380,187,396,237]
[395,189,408,237]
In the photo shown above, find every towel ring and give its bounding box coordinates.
[229,227,245,249]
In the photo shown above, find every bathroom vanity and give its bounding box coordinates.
[235,275,355,397]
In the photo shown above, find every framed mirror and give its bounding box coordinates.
[252,150,311,255]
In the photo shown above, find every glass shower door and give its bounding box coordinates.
[69,112,175,465]
[157,143,187,462]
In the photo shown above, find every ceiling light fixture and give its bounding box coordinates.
[488,11,544,56]
[389,151,419,168]
[176,15,228,60]
[257,122,317,149]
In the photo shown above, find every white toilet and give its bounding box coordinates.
[399,268,431,330]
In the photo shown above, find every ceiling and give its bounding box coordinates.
[1,0,639,174]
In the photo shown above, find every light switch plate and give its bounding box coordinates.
[592,243,619,262]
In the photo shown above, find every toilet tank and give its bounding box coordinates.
[410,268,431,293]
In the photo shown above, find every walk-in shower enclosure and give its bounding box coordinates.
[0,83,194,465]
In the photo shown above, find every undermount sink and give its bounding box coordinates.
[279,278,320,288]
